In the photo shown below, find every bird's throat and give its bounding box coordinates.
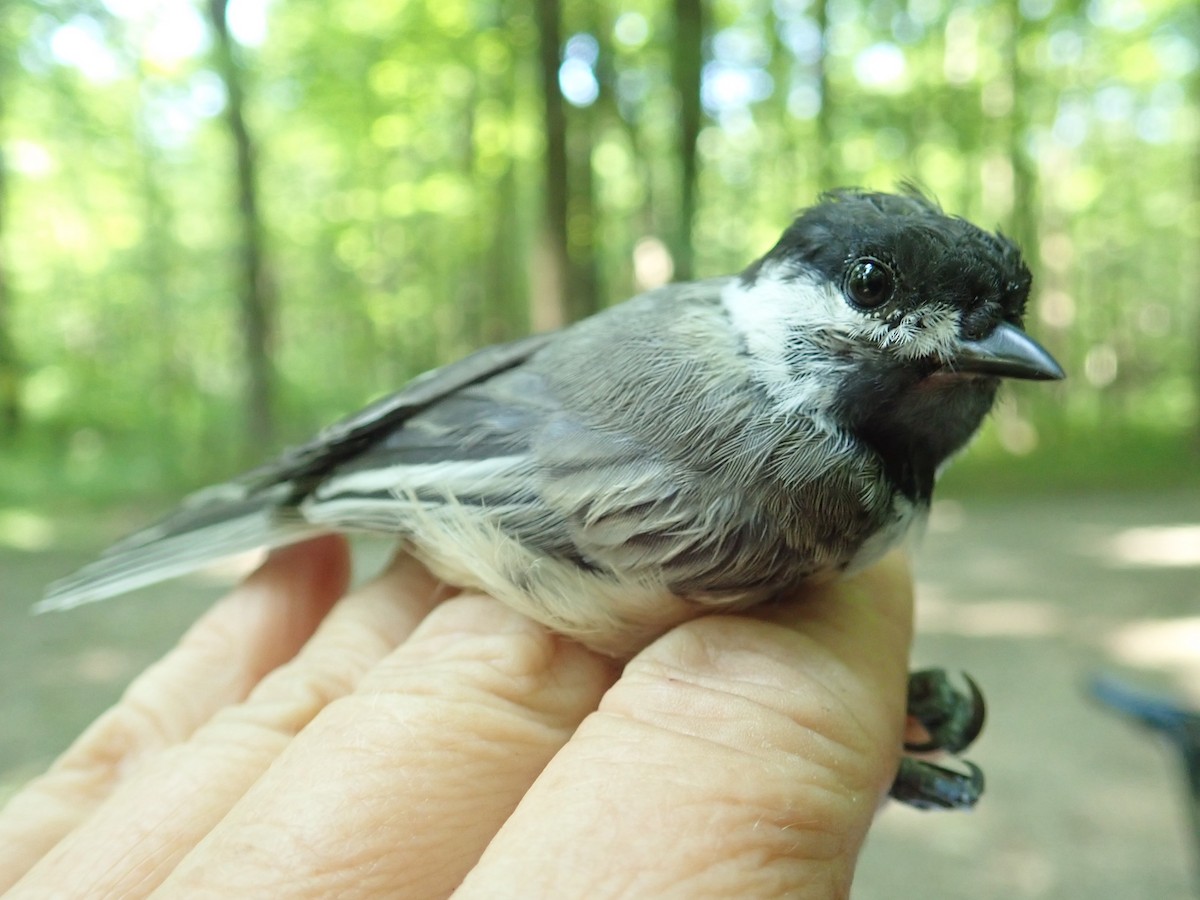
[841,371,998,502]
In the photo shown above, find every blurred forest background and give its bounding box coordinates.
[3,3,1200,895]
[0,0,1198,520]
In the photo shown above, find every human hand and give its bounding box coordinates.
[0,535,913,899]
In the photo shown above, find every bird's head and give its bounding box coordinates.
[725,188,1064,497]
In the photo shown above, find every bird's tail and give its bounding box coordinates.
[37,482,324,613]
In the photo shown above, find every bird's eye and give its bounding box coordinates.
[844,258,894,309]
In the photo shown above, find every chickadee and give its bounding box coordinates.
[44,189,1063,807]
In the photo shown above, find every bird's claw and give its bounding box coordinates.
[904,668,986,754]
[888,668,988,811]
[890,758,985,811]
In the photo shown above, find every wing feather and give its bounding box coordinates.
[40,332,556,611]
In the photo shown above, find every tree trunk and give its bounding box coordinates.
[136,124,187,474]
[672,0,703,281]
[1007,0,1036,254]
[564,2,609,319]
[1191,55,1200,454]
[207,0,277,452]
[0,54,20,437]
[478,2,525,344]
[813,0,835,190]
[532,0,571,331]
[567,103,600,318]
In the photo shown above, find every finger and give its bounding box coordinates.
[457,553,914,899]
[0,535,351,894]
[157,593,619,900]
[5,550,449,900]
[753,552,913,684]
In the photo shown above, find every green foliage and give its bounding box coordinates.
[0,0,1197,507]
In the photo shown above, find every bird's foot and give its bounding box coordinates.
[904,668,986,754]
[891,758,985,810]
[888,668,987,811]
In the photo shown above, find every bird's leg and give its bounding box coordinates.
[888,668,987,811]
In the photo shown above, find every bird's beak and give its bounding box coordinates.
[948,322,1065,381]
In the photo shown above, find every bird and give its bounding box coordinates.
[43,187,1062,649]
[43,188,1063,807]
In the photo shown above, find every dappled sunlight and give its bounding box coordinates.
[916,588,1067,638]
[1106,616,1200,692]
[1104,524,1200,568]
[0,509,56,552]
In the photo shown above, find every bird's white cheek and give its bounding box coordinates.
[852,305,961,361]
[720,272,859,417]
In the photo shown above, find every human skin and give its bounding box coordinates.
[0,535,913,899]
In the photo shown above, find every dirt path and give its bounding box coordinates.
[861,490,1199,899]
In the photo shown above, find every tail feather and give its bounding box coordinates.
[38,486,323,612]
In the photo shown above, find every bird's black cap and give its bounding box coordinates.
[743,187,1034,341]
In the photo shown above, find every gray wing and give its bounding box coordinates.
[299,278,768,586]
[298,279,740,567]
[298,361,579,556]
[39,332,557,611]
[238,332,555,490]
